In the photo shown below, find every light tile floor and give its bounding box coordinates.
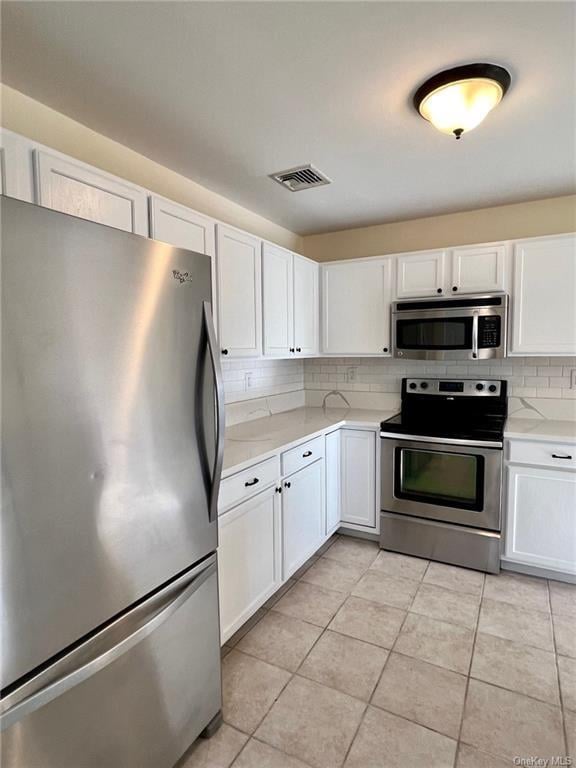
[182,535,576,768]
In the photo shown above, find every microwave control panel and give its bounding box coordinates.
[478,316,501,349]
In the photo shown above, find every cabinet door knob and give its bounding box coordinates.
[452,286,458,292]
[275,486,282,494]
[383,347,388,353]
[552,454,573,460]
[436,288,442,294]
[221,348,229,355]
[289,348,295,353]
[296,347,302,352]
[302,450,312,458]
[284,481,291,489]
[244,478,259,487]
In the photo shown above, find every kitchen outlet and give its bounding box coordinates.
[244,371,254,390]
[571,369,576,389]
[346,366,358,383]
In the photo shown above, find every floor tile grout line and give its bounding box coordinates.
[455,569,484,759]
[549,578,570,758]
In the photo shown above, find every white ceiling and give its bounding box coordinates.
[2,1,575,235]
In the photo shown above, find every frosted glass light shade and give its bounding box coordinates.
[414,64,511,139]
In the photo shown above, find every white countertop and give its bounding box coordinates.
[504,418,576,444]
[223,406,396,476]
[223,407,576,476]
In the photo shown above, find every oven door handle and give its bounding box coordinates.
[379,431,503,449]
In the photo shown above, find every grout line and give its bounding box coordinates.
[455,571,484,762]
[549,578,570,759]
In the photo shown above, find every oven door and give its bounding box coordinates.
[380,435,502,531]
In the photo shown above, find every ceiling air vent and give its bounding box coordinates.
[270,164,332,192]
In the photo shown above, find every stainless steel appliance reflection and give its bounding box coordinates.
[380,378,507,573]
[1,196,224,767]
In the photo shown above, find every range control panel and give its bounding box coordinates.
[404,379,503,396]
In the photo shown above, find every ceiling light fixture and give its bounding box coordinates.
[413,63,511,140]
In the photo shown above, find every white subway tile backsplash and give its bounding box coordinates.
[222,358,304,404]
[303,356,576,404]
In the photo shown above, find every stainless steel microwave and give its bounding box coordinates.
[392,293,508,361]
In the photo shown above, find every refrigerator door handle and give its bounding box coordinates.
[203,301,225,524]
[0,558,217,732]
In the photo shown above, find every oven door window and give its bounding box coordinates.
[395,448,484,511]
[396,317,473,350]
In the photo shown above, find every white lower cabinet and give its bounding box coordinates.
[325,430,341,536]
[504,463,576,576]
[340,429,377,530]
[218,485,281,642]
[282,459,325,579]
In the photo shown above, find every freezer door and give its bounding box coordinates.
[0,556,222,768]
[1,197,223,688]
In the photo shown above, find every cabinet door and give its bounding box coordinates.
[341,429,376,529]
[0,129,34,202]
[322,258,392,355]
[505,465,576,575]
[283,460,325,578]
[262,243,294,357]
[396,250,446,298]
[216,224,262,358]
[450,244,507,294]
[150,195,217,323]
[293,255,319,356]
[34,149,148,234]
[325,431,341,536]
[218,486,281,642]
[510,235,576,356]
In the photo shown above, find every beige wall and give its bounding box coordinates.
[302,196,576,262]
[0,85,302,251]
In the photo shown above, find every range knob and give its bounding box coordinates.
[409,382,417,390]
[489,384,497,393]
[420,382,428,390]
[476,383,485,391]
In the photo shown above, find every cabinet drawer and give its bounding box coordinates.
[219,457,278,512]
[282,435,325,476]
[508,439,576,470]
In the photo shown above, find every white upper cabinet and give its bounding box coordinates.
[34,149,148,235]
[510,234,576,356]
[396,246,506,299]
[293,255,319,356]
[150,195,215,256]
[322,257,392,355]
[396,250,446,298]
[216,224,262,358]
[0,129,34,202]
[150,195,217,320]
[450,244,507,294]
[262,243,294,357]
[262,247,319,358]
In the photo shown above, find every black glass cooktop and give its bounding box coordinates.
[380,377,508,443]
[380,412,506,442]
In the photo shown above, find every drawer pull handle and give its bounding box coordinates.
[302,450,313,458]
[244,478,259,487]
[552,454,573,460]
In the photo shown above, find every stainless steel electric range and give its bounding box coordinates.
[380,377,508,574]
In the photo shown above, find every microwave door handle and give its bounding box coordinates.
[472,314,479,359]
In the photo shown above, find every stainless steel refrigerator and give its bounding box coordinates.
[1,196,225,767]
